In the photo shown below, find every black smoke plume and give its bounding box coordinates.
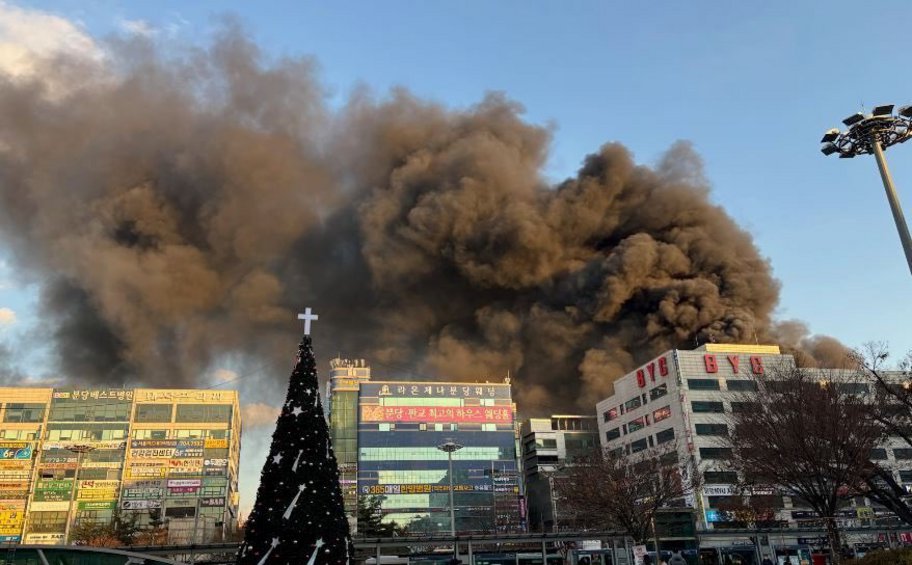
[0,27,846,411]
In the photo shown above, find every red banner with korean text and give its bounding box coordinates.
[361,405,512,423]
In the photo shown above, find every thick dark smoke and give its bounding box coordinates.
[0,27,848,412]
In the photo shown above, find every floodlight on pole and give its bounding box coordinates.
[63,444,96,543]
[821,103,912,276]
[436,440,464,538]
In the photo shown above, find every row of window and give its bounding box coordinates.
[871,448,912,461]
[615,428,676,455]
[2,402,234,425]
[603,384,669,422]
[131,428,230,440]
[686,379,758,392]
[605,405,672,441]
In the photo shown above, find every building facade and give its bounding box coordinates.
[520,415,598,532]
[595,344,911,552]
[326,357,372,532]
[0,387,241,545]
[357,380,523,535]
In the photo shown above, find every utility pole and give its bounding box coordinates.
[436,440,464,538]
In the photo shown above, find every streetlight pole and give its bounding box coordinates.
[821,104,912,276]
[436,440,464,538]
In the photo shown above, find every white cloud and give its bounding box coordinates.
[0,307,15,326]
[118,18,156,38]
[0,1,102,79]
[242,403,281,427]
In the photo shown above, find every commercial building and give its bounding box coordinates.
[326,357,372,532]
[0,387,241,545]
[595,343,911,556]
[520,415,598,532]
[357,380,523,535]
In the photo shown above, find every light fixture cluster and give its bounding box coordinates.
[821,104,912,158]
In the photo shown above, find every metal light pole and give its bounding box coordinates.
[64,444,96,543]
[821,104,912,276]
[436,440,464,538]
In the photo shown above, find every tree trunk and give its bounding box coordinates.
[824,516,843,565]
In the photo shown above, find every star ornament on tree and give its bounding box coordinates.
[236,310,353,564]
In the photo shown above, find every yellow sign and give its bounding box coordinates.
[204,439,228,449]
[702,344,781,355]
[134,389,236,403]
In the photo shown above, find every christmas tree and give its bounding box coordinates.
[237,316,352,564]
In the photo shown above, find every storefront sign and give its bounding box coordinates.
[200,497,225,507]
[167,479,202,488]
[130,448,174,458]
[30,501,69,511]
[636,355,671,388]
[24,533,64,544]
[134,390,235,402]
[121,500,162,510]
[204,438,228,449]
[361,483,494,495]
[0,446,31,460]
[44,441,126,450]
[367,382,508,399]
[53,389,133,401]
[204,458,228,467]
[78,501,117,511]
[168,486,199,494]
[360,405,512,424]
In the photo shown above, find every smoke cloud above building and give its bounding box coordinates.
[0,24,847,412]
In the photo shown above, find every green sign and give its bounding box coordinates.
[78,501,116,511]
[33,489,72,502]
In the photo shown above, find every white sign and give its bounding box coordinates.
[167,479,201,488]
[634,544,648,565]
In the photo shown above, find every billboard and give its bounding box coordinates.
[363,382,511,399]
[204,438,228,449]
[361,483,495,495]
[78,501,117,511]
[200,497,225,507]
[360,405,512,424]
[0,446,32,460]
[122,499,162,510]
[53,389,134,401]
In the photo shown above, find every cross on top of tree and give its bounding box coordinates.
[236,315,352,564]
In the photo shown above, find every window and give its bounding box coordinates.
[730,401,755,413]
[708,496,741,509]
[540,438,557,449]
[628,416,648,433]
[3,403,45,423]
[133,429,168,440]
[175,404,232,423]
[687,379,720,391]
[870,448,888,461]
[655,428,675,444]
[624,397,642,411]
[695,423,729,436]
[691,401,724,413]
[726,380,758,392]
[606,428,620,441]
[700,447,733,460]
[27,511,68,533]
[650,384,668,400]
[630,438,648,453]
[900,470,912,483]
[134,404,173,423]
[660,451,679,465]
[895,449,912,460]
[603,408,618,422]
[836,382,869,395]
[705,471,738,484]
[653,406,671,423]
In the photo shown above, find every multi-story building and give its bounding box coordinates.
[0,387,241,545]
[595,343,911,554]
[326,357,372,532]
[357,380,523,535]
[520,415,598,532]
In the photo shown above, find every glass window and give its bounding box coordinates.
[699,447,733,460]
[894,449,912,460]
[650,384,668,400]
[687,379,720,391]
[727,380,758,392]
[655,428,675,444]
[691,401,724,413]
[624,397,642,411]
[27,511,68,533]
[630,438,648,453]
[135,404,173,423]
[705,471,739,484]
[695,423,729,436]
[133,429,168,439]
[628,416,648,433]
[603,407,618,422]
[653,406,671,423]
[539,438,557,449]
[175,404,232,423]
[870,448,888,461]
[836,382,869,395]
[606,428,620,441]
[900,470,912,483]
[3,403,46,423]
[730,401,755,413]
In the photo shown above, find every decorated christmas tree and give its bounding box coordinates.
[237,310,353,564]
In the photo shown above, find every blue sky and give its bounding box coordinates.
[2,0,911,513]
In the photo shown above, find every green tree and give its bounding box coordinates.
[356,495,404,537]
[70,509,140,547]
